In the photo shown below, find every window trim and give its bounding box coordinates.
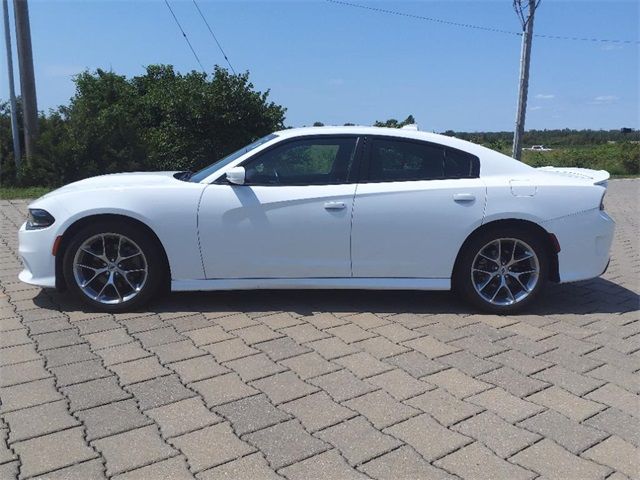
[218,134,364,187]
[359,135,480,184]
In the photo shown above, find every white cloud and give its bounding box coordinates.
[594,95,618,101]
[590,95,620,104]
[535,94,555,99]
[600,44,623,51]
[530,106,543,111]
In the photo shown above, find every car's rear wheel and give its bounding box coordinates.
[455,226,548,314]
[63,221,164,311]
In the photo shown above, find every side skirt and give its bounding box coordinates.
[171,277,451,292]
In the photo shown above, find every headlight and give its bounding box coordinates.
[26,209,55,230]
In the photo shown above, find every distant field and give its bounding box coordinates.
[452,130,639,176]
[482,143,639,176]
[521,144,638,176]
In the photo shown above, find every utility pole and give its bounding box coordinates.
[13,0,37,163]
[512,0,540,161]
[3,0,21,170]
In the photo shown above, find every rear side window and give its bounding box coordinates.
[368,138,478,182]
[444,148,478,178]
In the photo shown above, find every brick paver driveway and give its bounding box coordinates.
[0,180,638,480]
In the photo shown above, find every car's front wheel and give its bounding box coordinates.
[63,221,164,311]
[455,226,549,314]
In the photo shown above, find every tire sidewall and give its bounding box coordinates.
[455,226,549,314]
[62,220,164,312]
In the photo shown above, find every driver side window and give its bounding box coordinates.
[244,137,358,186]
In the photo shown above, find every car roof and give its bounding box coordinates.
[276,126,486,155]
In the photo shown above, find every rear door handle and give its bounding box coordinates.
[324,201,346,210]
[453,193,475,202]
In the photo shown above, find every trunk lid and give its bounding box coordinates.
[536,167,610,186]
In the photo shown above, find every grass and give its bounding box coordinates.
[0,187,52,200]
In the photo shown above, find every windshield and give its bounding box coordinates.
[189,133,278,183]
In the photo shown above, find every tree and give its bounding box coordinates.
[374,115,416,128]
[12,65,286,186]
[131,65,286,172]
[312,121,325,127]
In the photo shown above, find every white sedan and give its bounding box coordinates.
[18,126,614,313]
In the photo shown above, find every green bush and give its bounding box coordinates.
[1,65,286,187]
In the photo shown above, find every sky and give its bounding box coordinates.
[3,0,639,132]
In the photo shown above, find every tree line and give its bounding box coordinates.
[445,129,640,148]
[0,65,286,186]
[0,67,637,187]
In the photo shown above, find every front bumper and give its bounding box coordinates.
[18,222,57,288]
[543,209,615,284]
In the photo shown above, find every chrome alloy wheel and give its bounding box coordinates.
[471,238,540,306]
[72,233,148,304]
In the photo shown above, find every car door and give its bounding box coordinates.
[351,136,486,279]
[198,135,361,279]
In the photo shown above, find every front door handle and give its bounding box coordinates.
[453,193,476,202]
[324,201,346,210]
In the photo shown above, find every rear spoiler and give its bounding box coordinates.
[537,167,610,186]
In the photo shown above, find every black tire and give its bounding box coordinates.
[63,220,165,312]
[454,226,549,314]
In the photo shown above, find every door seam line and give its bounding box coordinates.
[349,183,359,278]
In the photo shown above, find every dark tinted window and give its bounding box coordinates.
[244,137,358,185]
[444,148,478,178]
[368,138,478,182]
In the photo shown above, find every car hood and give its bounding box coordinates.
[40,171,183,199]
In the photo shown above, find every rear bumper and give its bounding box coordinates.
[543,209,615,283]
[18,222,57,288]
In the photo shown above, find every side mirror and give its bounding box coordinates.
[226,166,246,185]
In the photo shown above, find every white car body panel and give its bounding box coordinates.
[17,126,615,297]
[542,209,613,283]
[198,184,356,278]
[21,172,206,285]
[351,178,486,278]
[481,169,613,283]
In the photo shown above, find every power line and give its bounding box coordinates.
[192,0,236,74]
[328,0,520,37]
[326,0,640,44]
[164,0,206,73]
